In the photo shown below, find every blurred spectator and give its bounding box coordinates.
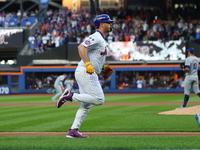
[141,78,146,88]
[4,20,8,27]
[35,78,42,89]
[131,77,137,89]
[54,33,61,47]
[36,35,42,46]
[28,35,35,45]
[17,19,21,27]
[17,10,21,18]
[178,76,184,88]
[42,78,49,89]
[30,11,36,17]
[42,33,50,47]
[136,78,143,89]
[107,32,114,43]
[130,34,136,42]
[99,74,106,89]
[149,76,154,88]
[0,14,5,27]
[28,35,36,54]
[104,75,111,89]
[46,40,55,50]
[195,24,200,44]
[26,77,33,89]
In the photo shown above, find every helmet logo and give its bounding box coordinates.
[97,17,107,20]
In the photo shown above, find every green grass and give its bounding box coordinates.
[1,136,200,150]
[1,94,200,149]
[1,94,200,103]
[0,95,53,103]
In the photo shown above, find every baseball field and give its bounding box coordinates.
[1,93,200,150]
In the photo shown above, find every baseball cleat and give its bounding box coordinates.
[57,89,73,108]
[195,114,200,126]
[61,88,70,97]
[175,106,185,110]
[66,128,88,138]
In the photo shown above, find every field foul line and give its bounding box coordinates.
[1,132,200,136]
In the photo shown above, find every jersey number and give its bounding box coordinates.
[193,63,197,69]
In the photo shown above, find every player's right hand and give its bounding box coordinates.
[180,63,185,69]
[85,62,94,74]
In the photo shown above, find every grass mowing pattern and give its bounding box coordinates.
[1,105,199,132]
[1,94,200,149]
[1,136,200,149]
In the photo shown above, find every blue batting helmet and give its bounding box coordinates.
[93,14,114,28]
[187,47,195,54]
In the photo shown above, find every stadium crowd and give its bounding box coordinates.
[0,6,200,51]
[1,5,200,54]
[1,5,200,91]
[25,6,200,55]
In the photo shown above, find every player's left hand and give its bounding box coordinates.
[180,63,185,69]
[104,65,114,75]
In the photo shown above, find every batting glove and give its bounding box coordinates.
[85,62,94,74]
[103,65,114,75]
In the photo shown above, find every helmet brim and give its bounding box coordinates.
[101,20,114,23]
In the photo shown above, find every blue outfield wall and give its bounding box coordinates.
[104,88,184,93]
[19,87,186,94]
[0,65,191,94]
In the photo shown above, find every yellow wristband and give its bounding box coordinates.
[85,62,91,65]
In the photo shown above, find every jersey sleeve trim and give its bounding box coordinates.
[185,65,190,69]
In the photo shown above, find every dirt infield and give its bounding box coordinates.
[159,105,200,115]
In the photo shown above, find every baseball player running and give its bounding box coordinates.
[176,48,200,110]
[56,14,114,138]
[51,73,67,102]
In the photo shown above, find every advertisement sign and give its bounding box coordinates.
[107,40,186,61]
[0,29,23,48]
[0,86,10,95]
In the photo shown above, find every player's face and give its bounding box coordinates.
[103,22,113,32]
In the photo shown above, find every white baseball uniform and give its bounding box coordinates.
[52,75,65,101]
[178,54,200,108]
[184,56,200,95]
[70,30,108,129]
